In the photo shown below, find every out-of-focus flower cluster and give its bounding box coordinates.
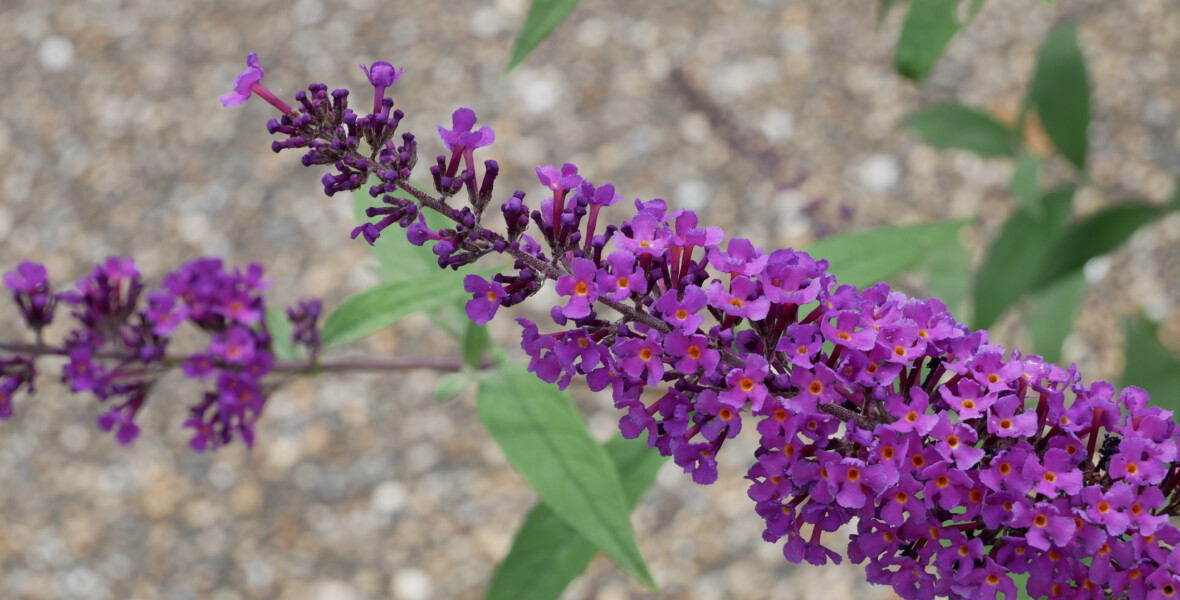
[235,54,1180,599]
[3,257,320,450]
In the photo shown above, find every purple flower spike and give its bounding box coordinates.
[438,108,495,153]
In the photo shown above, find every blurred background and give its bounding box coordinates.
[0,0,1176,598]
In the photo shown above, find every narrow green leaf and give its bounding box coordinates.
[1031,24,1090,170]
[806,220,969,290]
[484,436,667,600]
[477,364,656,589]
[1027,271,1085,364]
[435,372,473,403]
[903,103,1015,157]
[462,321,490,370]
[264,307,300,361]
[321,274,480,348]
[918,237,970,317]
[1034,203,1163,292]
[972,186,1074,329]
[506,0,581,72]
[1122,316,1180,418]
[894,0,962,81]
[1009,155,1043,214]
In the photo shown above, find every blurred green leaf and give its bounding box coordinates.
[435,372,473,403]
[506,0,581,72]
[904,103,1015,157]
[484,435,667,600]
[321,271,494,348]
[1031,24,1090,170]
[1034,202,1164,292]
[462,321,490,370]
[894,0,961,81]
[1009,155,1043,214]
[807,220,969,290]
[477,364,656,589]
[1009,572,1032,599]
[918,237,970,317]
[264,307,300,361]
[1027,271,1085,364]
[1123,316,1180,417]
[1118,316,1175,411]
[973,186,1074,329]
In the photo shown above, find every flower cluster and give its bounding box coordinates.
[233,56,1180,599]
[2,257,321,450]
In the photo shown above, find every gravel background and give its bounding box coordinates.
[0,0,1177,599]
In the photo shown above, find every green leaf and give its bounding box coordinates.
[894,0,962,81]
[903,103,1016,157]
[1030,24,1090,170]
[506,0,581,72]
[918,237,970,317]
[806,220,969,290]
[477,364,656,589]
[1034,202,1163,292]
[484,436,667,600]
[1027,271,1085,365]
[265,307,300,361]
[321,274,483,348]
[972,186,1075,329]
[1009,155,1043,214]
[1008,572,1032,599]
[435,372,473,403]
[462,321,490,370]
[1122,316,1180,417]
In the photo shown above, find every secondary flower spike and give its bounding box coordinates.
[250,58,1180,600]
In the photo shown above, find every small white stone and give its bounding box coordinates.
[207,462,237,490]
[293,0,324,25]
[370,480,408,515]
[468,6,505,39]
[759,109,794,143]
[1083,255,1112,283]
[309,580,359,600]
[38,35,75,72]
[854,154,901,193]
[676,179,711,211]
[391,568,433,600]
[511,68,564,113]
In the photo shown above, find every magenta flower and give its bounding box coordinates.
[464,275,507,325]
[596,251,647,302]
[720,354,770,411]
[705,276,770,321]
[438,107,495,153]
[653,286,707,332]
[554,258,599,319]
[220,53,265,107]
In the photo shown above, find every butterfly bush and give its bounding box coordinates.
[27,52,1156,599]
[1,256,323,450]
